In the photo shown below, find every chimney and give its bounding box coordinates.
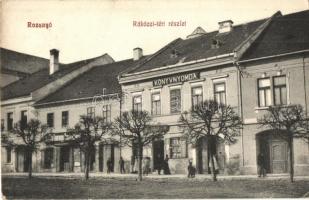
[49,49,59,75]
[218,20,233,34]
[133,47,143,61]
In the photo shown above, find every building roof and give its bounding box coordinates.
[35,57,148,106]
[1,54,110,101]
[0,48,50,74]
[125,17,269,74]
[241,10,309,61]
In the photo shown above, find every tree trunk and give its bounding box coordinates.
[210,154,217,181]
[85,151,90,180]
[28,150,33,179]
[138,144,143,181]
[288,136,294,183]
[207,136,217,181]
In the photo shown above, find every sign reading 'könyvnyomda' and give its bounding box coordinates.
[153,72,200,86]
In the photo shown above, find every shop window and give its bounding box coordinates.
[21,110,27,129]
[192,86,203,110]
[44,148,54,169]
[47,113,54,128]
[170,89,181,114]
[273,76,287,105]
[62,111,69,127]
[87,107,95,118]
[133,96,142,112]
[6,147,12,163]
[151,93,161,116]
[102,105,111,123]
[214,83,226,105]
[258,78,271,107]
[170,137,187,159]
[7,112,13,131]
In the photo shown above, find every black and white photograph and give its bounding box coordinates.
[1,0,309,198]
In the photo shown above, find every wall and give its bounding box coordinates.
[239,53,309,175]
[121,62,240,174]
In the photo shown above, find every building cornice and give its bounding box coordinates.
[237,49,309,64]
[1,95,33,106]
[119,54,234,84]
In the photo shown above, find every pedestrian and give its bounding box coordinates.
[119,156,125,174]
[257,152,266,177]
[157,154,162,175]
[163,154,171,175]
[187,160,196,178]
[107,157,112,174]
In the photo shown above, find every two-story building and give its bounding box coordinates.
[118,10,309,175]
[1,49,114,172]
[32,52,148,173]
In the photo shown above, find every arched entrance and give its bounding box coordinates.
[256,130,288,174]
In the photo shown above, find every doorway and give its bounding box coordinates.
[60,146,70,172]
[196,136,225,174]
[152,139,164,171]
[15,146,31,172]
[257,131,288,174]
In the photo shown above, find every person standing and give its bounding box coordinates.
[107,157,112,174]
[163,154,171,175]
[257,153,266,177]
[119,156,125,174]
[187,160,195,178]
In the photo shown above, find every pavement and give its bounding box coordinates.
[2,172,309,180]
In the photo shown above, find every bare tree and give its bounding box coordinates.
[11,119,49,178]
[179,100,242,181]
[114,110,169,181]
[67,115,113,180]
[258,104,309,182]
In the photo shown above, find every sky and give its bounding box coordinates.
[1,0,308,63]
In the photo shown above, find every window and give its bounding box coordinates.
[151,93,161,115]
[273,76,287,105]
[214,83,226,105]
[47,113,54,128]
[258,78,271,107]
[102,105,111,123]
[192,86,203,110]
[6,147,11,163]
[170,137,187,159]
[21,110,27,129]
[7,112,13,131]
[62,111,69,127]
[133,96,142,112]
[44,148,54,169]
[87,107,95,118]
[170,89,181,114]
[1,119,4,132]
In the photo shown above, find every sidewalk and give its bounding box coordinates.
[2,172,309,180]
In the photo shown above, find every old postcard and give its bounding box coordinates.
[1,0,309,198]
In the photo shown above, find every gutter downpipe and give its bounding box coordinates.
[302,53,309,149]
[235,59,245,168]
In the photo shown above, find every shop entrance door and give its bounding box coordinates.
[153,140,164,171]
[60,146,70,172]
[15,146,31,172]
